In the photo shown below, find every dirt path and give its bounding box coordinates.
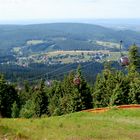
[83,104,140,113]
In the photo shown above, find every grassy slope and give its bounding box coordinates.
[0,108,140,140]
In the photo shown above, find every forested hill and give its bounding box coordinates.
[0,23,140,55]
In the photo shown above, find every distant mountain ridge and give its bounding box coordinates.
[0,23,140,55]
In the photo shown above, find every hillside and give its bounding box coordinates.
[0,23,140,55]
[0,108,140,140]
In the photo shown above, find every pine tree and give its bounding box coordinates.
[18,81,32,106]
[128,44,140,73]
[128,77,140,104]
[93,65,130,107]
[93,64,116,107]
[74,66,93,110]
[20,80,48,118]
[19,100,35,118]
[11,101,19,118]
[32,80,48,117]
[111,71,130,105]
[127,44,140,104]
[60,72,76,114]
[0,74,19,117]
[47,81,63,116]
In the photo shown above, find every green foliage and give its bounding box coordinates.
[75,66,93,110]
[93,66,130,107]
[32,80,48,117]
[93,44,140,108]
[18,81,32,106]
[47,81,63,116]
[11,101,19,118]
[128,44,140,74]
[47,66,92,116]
[127,44,140,104]
[19,100,35,118]
[20,80,48,118]
[0,74,19,117]
[128,77,140,104]
[1,44,140,118]
[93,68,115,107]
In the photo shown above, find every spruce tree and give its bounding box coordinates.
[47,81,63,116]
[128,44,140,73]
[93,63,116,107]
[74,66,93,110]
[0,75,19,117]
[32,80,48,117]
[128,44,140,104]
[128,76,140,104]
[11,101,19,118]
[93,64,130,107]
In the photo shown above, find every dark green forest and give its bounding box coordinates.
[0,44,140,118]
[0,23,140,55]
[0,62,104,84]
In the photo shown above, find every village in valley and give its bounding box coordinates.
[2,49,111,67]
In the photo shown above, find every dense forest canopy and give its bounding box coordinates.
[0,44,140,118]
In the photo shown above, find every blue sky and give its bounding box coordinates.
[0,0,140,21]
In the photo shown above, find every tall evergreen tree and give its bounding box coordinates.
[93,64,130,107]
[47,81,63,116]
[11,101,20,118]
[74,66,93,110]
[127,44,140,104]
[93,69,114,107]
[111,71,130,105]
[20,80,48,118]
[128,44,140,73]
[0,74,19,117]
[18,81,32,106]
[32,80,48,117]
[128,77,140,104]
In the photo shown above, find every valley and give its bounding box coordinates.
[0,23,134,83]
[0,0,140,139]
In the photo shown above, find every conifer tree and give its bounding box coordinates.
[93,63,116,107]
[93,63,130,107]
[11,101,19,118]
[47,81,63,116]
[128,44,140,73]
[19,99,35,118]
[111,71,130,105]
[0,74,19,117]
[127,44,140,104]
[32,80,48,117]
[20,80,48,118]
[74,65,93,110]
[128,75,140,104]
[18,81,32,106]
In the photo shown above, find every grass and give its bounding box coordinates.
[96,41,120,49]
[26,40,44,46]
[12,47,21,53]
[0,108,140,140]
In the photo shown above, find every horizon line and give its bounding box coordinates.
[0,18,140,25]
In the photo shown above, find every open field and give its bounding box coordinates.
[34,50,127,64]
[46,50,110,56]
[96,41,120,49]
[29,50,111,64]
[0,108,140,140]
[26,40,45,46]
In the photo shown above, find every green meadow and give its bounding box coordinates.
[0,108,140,140]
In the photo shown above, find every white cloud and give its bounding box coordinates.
[0,0,139,21]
